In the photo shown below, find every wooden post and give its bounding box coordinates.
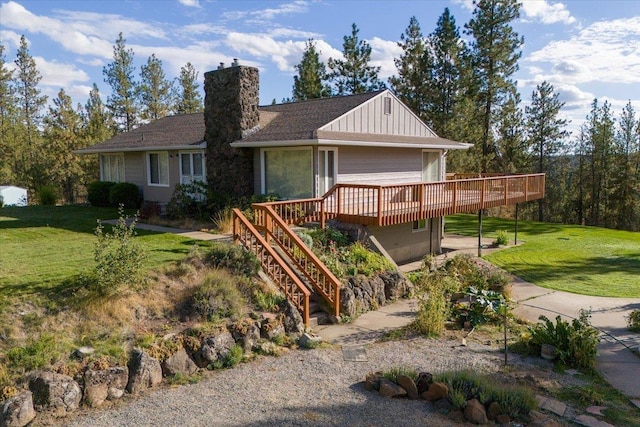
[320,200,325,229]
[514,203,519,245]
[478,209,483,257]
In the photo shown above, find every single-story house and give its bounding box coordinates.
[79,63,474,262]
[0,185,28,206]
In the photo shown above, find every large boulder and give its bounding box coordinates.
[415,372,433,394]
[397,375,419,400]
[83,366,128,408]
[422,382,448,402]
[27,371,81,416]
[378,379,407,398]
[126,349,162,395]
[278,299,305,336]
[230,319,261,353]
[259,314,285,341]
[379,271,413,300]
[197,330,235,368]
[339,286,356,318]
[464,398,488,425]
[1,391,36,427]
[162,349,198,377]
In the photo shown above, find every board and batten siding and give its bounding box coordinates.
[337,146,423,185]
[321,92,437,137]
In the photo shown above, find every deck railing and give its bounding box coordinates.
[253,204,341,317]
[265,173,545,227]
[232,209,310,326]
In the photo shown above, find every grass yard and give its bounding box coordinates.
[445,214,640,298]
[0,205,212,305]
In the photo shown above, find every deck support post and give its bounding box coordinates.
[478,209,483,257]
[514,203,519,245]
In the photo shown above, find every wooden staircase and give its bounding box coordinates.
[232,207,341,328]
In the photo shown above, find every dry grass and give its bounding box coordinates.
[211,207,234,234]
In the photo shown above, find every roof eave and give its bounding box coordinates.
[230,138,472,150]
[75,141,207,154]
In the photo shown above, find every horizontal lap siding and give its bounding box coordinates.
[337,146,422,185]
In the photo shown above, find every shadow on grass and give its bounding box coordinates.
[445,214,567,236]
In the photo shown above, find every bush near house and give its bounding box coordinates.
[87,181,116,207]
[109,182,141,209]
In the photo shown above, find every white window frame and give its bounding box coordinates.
[179,151,206,185]
[99,153,125,182]
[412,219,427,232]
[422,149,442,182]
[147,151,169,187]
[260,146,313,198]
[317,147,338,197]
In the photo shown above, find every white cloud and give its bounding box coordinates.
[521,1,576,25]
[451,0,474,12]
[34,56,90,88]
[526,16,640,85]
[0,29,23,51]
[221,1,309,22]
[178,0,201,8]
[368,37,402,80]
[225,32,305,72]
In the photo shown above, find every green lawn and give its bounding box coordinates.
[0,205,211,303]
[445,214,640,298]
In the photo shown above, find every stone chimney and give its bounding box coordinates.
[204,63,259,199]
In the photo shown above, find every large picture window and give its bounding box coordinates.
[262,148,312,199]
[147,152,169,186]
[100,154,125,182]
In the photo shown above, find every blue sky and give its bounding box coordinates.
[1,0,639,135]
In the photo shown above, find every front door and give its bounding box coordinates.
[318,148,337,196]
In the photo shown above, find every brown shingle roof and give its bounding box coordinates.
[241,91,382,143]
[77,113,205,153]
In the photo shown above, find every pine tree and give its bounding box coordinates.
[611,102,640,230]
[465,0,523,173]
[328,23,385,96]
[174,62,203,114]
[525,81,569,221]
[138,54,174,121]
[43,89,87,202]
[389,17,429,120]
[427,8,466,136]
[497,91,527,173]
[14,35,48,189]
[85,83,116,144]
[0,42,18,184]
[292,39,330,101]
[103,33,137,131]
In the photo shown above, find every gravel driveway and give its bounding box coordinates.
[65,337,529,427]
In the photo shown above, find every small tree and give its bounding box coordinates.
[292,39,331,101]
[92,206,146,296]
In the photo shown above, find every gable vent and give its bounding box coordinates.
[384,97,392,115]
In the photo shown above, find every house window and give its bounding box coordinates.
[261,147,313,199]
[147,152,169,186]
[100,154,125,182]
[413,219,427,232]
[318,148,337,196]
[180,151,205,184]
[384,97,392,115]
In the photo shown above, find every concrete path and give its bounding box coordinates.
[128,222,640,401]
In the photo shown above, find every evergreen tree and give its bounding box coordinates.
[43,89,87,202]
[611,102,640,230]
[138,54,173,121]
[174,62,203,114]
[0,42,18,184]
[496,91,527,173]
[389,17,429,120]
[292,39,330,101]
[85,83,116,144]
[328,23,385,95]
[525,81,569,221]
[465,0,523,173]
[14,35,48,189]
[427,8,466,137]
[103,33,137,131]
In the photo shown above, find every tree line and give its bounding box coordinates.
[290,0,639,231]
[0,33,203,202]
[0,0,638,231]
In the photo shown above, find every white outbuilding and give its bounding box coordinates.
[0,186,28,206]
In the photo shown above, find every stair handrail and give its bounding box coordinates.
[252,204,341,317]
[232,208,310,326]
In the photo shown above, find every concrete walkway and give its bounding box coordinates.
[130,222,640,401]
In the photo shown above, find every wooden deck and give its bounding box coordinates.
[257,173,545,227]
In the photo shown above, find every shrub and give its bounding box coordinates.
[139,201,162,219]
[381,366,418,383]
[166,181,209,219]
[627,309,640,332]
[109,182,141,209]
[213,344,243,369]
[87,181,116,207]
[212,206,234,234]
[6,333,61,372]
[205,242,260,277]
[308,227,350,248]
[529,310,599,370]
[413,274,448,337]
[494,230,509,246]
[191,270,247,321]
[254,290,285,312]
[342,242,393,277]
[37,185,57,205]
[91,206,147,297]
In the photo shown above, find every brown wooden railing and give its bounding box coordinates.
[264,173,545,227]
[232,209,310,326]
[253,204,341,317]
